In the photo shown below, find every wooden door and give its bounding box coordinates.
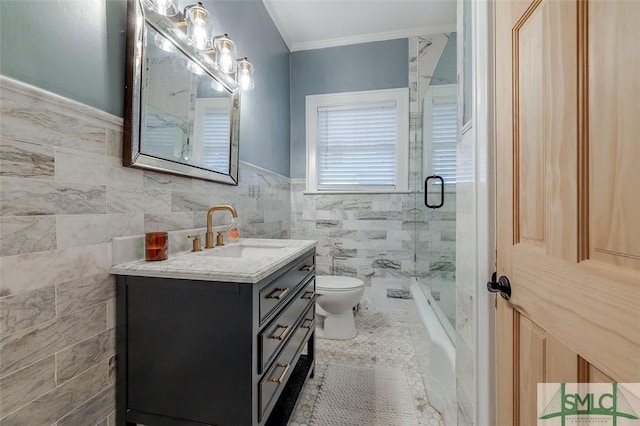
[495,1,640,424]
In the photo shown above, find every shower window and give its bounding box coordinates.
[305,88,409,192]
[423,84,458,186]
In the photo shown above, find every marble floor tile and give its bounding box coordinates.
[290,298,444,426]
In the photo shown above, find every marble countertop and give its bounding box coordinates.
[110,238,316,283]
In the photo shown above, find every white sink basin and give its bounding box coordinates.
[198,243,287,259]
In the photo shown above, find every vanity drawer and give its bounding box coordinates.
[259,277,315,373]
[259,253,315,323]
[259,304,315,421]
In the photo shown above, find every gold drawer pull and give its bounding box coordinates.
[301,291,315,300]
[266,287,289,300]
[268,363,291,384]
[270,324,291,341]
[301,318,316,329]
[300,264,315,272]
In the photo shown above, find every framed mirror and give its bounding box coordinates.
[124,0,241,185]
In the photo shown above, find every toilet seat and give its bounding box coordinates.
[316,276,364,291]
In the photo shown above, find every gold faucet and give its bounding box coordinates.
[205,204,238,248]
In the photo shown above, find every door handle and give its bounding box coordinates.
[425,175,445,209]
[487,272,511,300]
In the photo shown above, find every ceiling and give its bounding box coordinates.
[261,0,457,52]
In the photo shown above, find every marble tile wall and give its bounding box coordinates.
[0,76,290,425]
[290,182,416,306]
[456,128,476,426]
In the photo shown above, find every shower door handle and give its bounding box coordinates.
[487,272,512,300]
[425,175,445,209]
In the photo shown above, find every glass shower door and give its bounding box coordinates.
[415,87,458,342]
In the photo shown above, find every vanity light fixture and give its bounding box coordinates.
[143,0,254,91]
[237,57,255,91]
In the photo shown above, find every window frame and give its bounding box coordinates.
[305,88,409,193]
[423,84,458,190]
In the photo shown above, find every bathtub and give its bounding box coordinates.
[410,279,457,426]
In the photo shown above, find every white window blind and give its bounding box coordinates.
[431,98,458,184]
[193,98,230,174]
[306,88,409,192]
[200,110,230,174]
[317,103,397,187]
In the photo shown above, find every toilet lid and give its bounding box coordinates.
[316,276,364,291]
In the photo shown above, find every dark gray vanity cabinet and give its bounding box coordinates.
[115,249,316,426]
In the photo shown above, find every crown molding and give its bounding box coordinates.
[290,24,456,52]
[261,0,293,50]
[261,0,455,53]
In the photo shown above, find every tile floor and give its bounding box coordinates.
[289,296,444,426]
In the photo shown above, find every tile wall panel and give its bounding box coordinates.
[0,137,55,180]
[456,127,476,425]
[0,76,291,424]
[0,216,57,257]
[290,182,417,307]
[0,286,56,335]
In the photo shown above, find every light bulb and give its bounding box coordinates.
[219,53,233,73]
[186,4,213,51]
[237,58,254,91]
[192,26,208,50]
[214,35,237,74]
[239,74,252,91]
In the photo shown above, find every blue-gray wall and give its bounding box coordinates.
[289,39,409,179]
[200,1,290,176]
[0,0,127,116]
[0,0,291,176]
[431,32,457,86]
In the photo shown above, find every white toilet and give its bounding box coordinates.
[315,276,365,340]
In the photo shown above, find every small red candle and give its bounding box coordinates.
[145,232,168,261]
